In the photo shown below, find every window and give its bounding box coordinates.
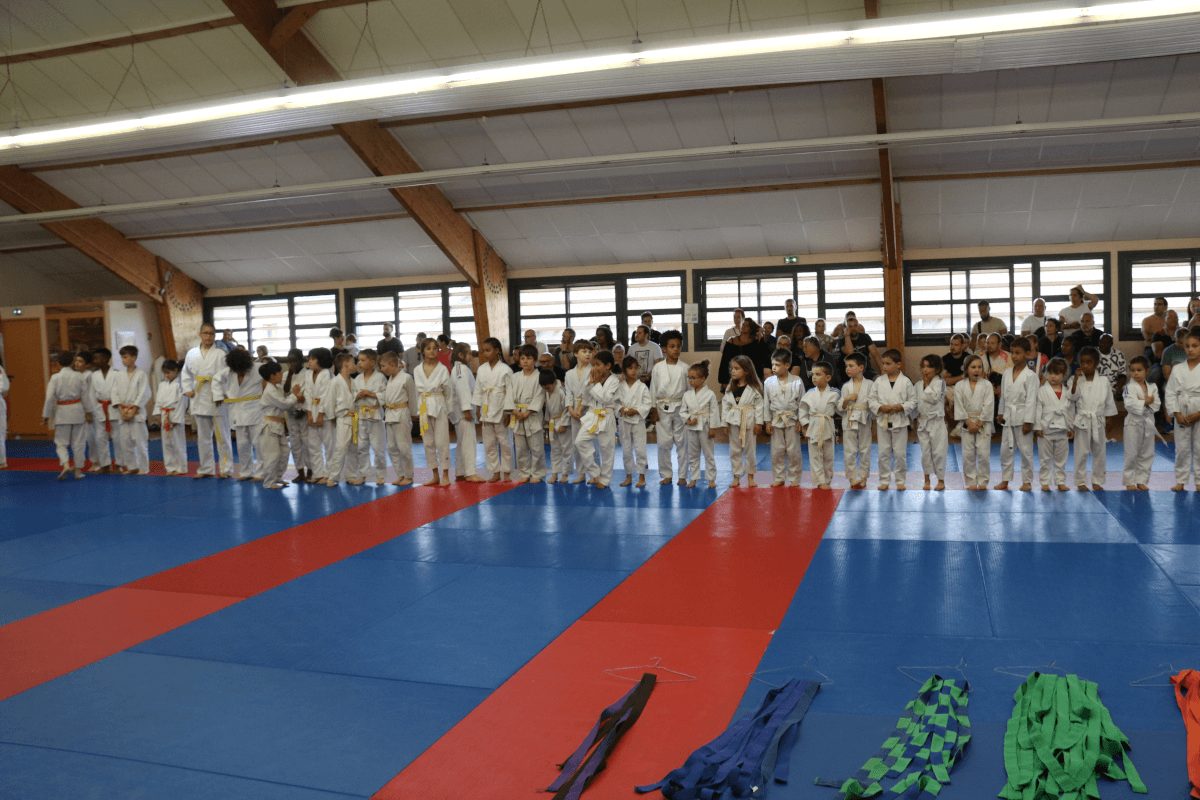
[249,298,290,357]
[694,264,885,349]
[345,283,476,352]
[292,293,338,355]
[510,272,685,350]
[1117,249,1200,340]
[904,255,1110,345]
[204,291,344,358]
[210,305,247,348]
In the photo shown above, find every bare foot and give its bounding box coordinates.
[466,475,484,482]
[620,476,632,486]
[547,475,558,484]
[1057,484,1068,491]
[422,476,439,486]
[502,473,511,482]
[923,479,931,490]
[594,483,608,490]
[515,477,529,485]
[1077,484,1089,491]
[1018,483,1030,491]
[1136,484,1148,491]
[771,481,784,487]
[266,483,285,490]
[995,481,1009,490]
[455,476,466,482]
[74,470,85,480]
[237,476,251,482]
[660,477,672,485]
[377,479,386,486]
[1092,483,1104,491]
[439,478,451,487]
[935,481,945,491]
[707,480,717,489]
[529,478,543,484]
[326,480,338,487]
[250,477,263,482]
[747,479,758,488]
[1172,483,1185,491]
[686,480,697,488]
[635,475,645,487]
[1042,484,1051,492]
[878,483,889,491]
[677,478,687,486]
[897,485,906,491]
[588,477,596,485]
[819,483,831,490]
[571,476,586,484]
[391,477,413,486]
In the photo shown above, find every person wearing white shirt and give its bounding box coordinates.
[542,371,572,483]
[154,360,189,476]
[955,355,994,491]
[353,349,388,485]
[258,362,299,489]
[182,324,234,478]
[519,329,550,357]
[1058,285,1099,330]
[868,349,917,490]
[324,353,362,487]
[722,309,745,344]
[648,332,688,484]
[474,338,515,481]
[297,349,334,483]
[1020,298,1047,335]
[575,351,621,489]
[1165,329,1200,490]
[563,340,595,483]
[111,345,152,475]
[379,351,417,485]
[763,350,804,487]
[628,325,663,383]
[721,355,764,487]
[42,351,94,480]
[616,356,651,487]
[1069,347,1117,490]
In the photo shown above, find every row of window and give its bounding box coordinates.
[201,248,1200,353]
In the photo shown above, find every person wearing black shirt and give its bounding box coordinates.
[836,314,882,378]
[776,300,801,340]
[376,322,403,357]
[795,336,835,390]
[639,313,661,345]
[329,327,347,360]
[718,318,772,391]
[1038,318,1064,361]
[1068,313,1102,352]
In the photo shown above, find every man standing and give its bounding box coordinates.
[628,325,663,383]
[554,328,576,371]
[1020,298,1047,335]
[403,333,425,376]
[376,322,403,357]
[640,313,661,344]
[970,301,1007,351]
[182,323,234,478]
[776,299,801,340]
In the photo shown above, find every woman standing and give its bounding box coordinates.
[718,318,772,392]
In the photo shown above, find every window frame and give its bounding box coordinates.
[903,253,1111,346]
[344,281,475,349]
[1116,248,1200,342]
[508,270,688,350]
[202,289,343,356]
[692,261,886,350]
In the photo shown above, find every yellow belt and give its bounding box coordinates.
[808,412,834,442]
[265,415,286,424]
[224,395,262,403]
[481,386,500,417]
[732,403,757,448]
[419,391,443,435]
[350,410,359,444]
[358,406,379,419]
[509,403,530,431]
[384,402,408,410]
[587,408,609,434]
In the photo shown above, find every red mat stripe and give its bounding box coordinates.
[373,487,841,800]
[0,483,512,701]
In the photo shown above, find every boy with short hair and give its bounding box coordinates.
[542,369,572,483]
[325,352,362,486]
[1035,358,1073,491]
[1096,333,1128,398]
[153,360,189,476]
[474,337,515,481]
[763,348,803,486]
[353,349,387,485]
[799,361,840,489]
[112,345,151,475]
[508,344,547,483]
[997,337,1039,491]
[649,330,688,484]
[565,339,596,483]
[1070,346,1117,490]
[1122,355,1159,490]
[839,352,874,489]
[867,349,916,490]
[378,351,415,485]
[258,361,298,489]
[576,350,620,490]
[88,347,118,473]
[297,348,334,483]
[42,351,94,480]
[617,355,651,487]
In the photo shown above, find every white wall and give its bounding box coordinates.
[105,300,163,373]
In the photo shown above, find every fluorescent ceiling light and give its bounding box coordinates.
[1,0,1198,154]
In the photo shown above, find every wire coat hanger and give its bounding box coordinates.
[605,656,696,683]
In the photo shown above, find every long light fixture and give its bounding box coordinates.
[1,0,1198,155]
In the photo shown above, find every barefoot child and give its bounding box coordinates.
[839,353,874,489]
[565,340,596,483]
[721,355,764,488]
[353,349,388,485]
[682,361,721,488]
[1070,346,1116,490]
[282,350,309,482]
[1122,355,1159,490]
[542,369,572,483]
[1035,358,1073,491]
[1166,330,1200,491]
[997,337,1039,491]
[415,337,452,486]
[474,338,514,481]
[87,348,117,473]
[215,347,263,481]
[325,353,363,487]
[576,350,620,490]
[448,343,483,483]
[764,348,803,487]
[258,361,298,489]
[955,355,994,490]
[378,351,415,485]
[112,345,152,475]
[43,351,94,480]
[617,356,651,487]
[153,360,188,475]
[868,349,916,490]
[649,331,688,484]
[799,361,839,489]
[296,348,333,483]
[508,344,547,484]
[915,354,948,491]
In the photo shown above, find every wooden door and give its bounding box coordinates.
[1,318,49,436]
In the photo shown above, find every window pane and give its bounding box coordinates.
[354,296,395,324]
[911,304,954,337]
[249,298,290,356]
[449,319,478,351]
[796,272,819,324]
[294,328,330,355]
[854,307,886,341]
[1129,295,1193,329]
[627,314,682,336]
[759,277,793,316]
[398,289,443,342]
[520,287,566,318]
[567,284,616,315]
[706,279,740,311]
[212,305,247,330]
[1014,263,1033,320]
[571,316,620,342]
[967,268,1010,305]
[627,276,682,312]
[1040,259,1105,307]
[910,271,950,303]
[1130,260,1192,295]
[826,267,884,305]
[520,317,566,350]
[447,286,474,318]
[356,324,385,345]
[293,294,337,328]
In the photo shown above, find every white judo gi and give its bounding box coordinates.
[353,369,387,483]
[507,369,546,481]
[111,367,151,474]
[682,386,721,484]
[259,382,298,487]
[324,374,360,484]
[998,366,1039,485]
[576,374,620,486]
[214,370,264,480]
[282,367,308,477]
[1070,372,1116,487]
[839,377,874,485]
[721,384,764,480]
[1035,383,1073,488]
[617,378,651,478]
[87,367,118,469]
[868,374,916,488]
[1166,360,1200,487]
[382,370,417,481]
[954,377,995,487]
[415,362,452,474]
[474,360,514,476]
[301,368,334,481]
[181,344,233,477]
[1122,381,1160,487]
[649,361,689,481]
[764,374,803,485]
[543,382,573,477]
[154,378,188,474]
[915,377,948,482]
[448,363,478,479]
[799,385,840,487]
[42,368,93,472]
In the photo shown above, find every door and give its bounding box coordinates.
[1,318,49,436]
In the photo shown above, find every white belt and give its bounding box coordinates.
[771,409,796,428]
[731,403,756,448]
[656,395,681,411]
[807,412,834,442]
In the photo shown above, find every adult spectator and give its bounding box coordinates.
[593,325,618,352]
[942,333,968,391]
[1058,285,1099,330]
[790,317,811,341]
[1068,313,1102,351]
[1020,298,1047,335]
[1185,297,1200,329]
[216,329,237,353]
[796,336,835,390]
[970,301,1007,350]
[521,329,549,356]
[1161,326,1189,381]
[640,313,661,344]
[722,309,745,344]
[329,327,347,359]
[1038,318,1063,360]
[776,300,801,340]
[376,322,403,357]
[1141,296,1169,355]
[838,312,883,377]
[554,328,576,371]
[761,321,778,350]
[1153,310,1179,363]
[539,352,566,382]
[628,325,663,382]
[718,318,772,391]
[813,318,834,352]
[403,332,425,375]
[1096,333,1127,397]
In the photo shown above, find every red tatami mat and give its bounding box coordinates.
[0,483,511,701]
[374,488,841,800]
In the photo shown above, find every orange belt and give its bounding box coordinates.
[161,408,174,433]
[99,399,112,433]
[265,415,286,424]
[1172,669,1200,798]
[57,398,82,405]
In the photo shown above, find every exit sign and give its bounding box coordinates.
[783,256,799,265]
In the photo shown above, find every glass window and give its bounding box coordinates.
[397,289,443,345]
[1118,251,1199,339]
[249,298,290,357]
[514,273,686,349]
[211,305,247,346]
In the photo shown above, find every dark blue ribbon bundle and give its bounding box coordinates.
[637,678,820,799]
